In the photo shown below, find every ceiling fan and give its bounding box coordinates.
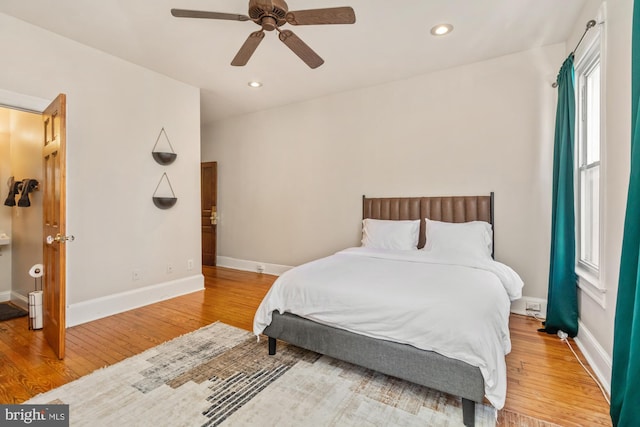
[171,0,356,69]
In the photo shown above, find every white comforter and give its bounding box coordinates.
[253,247,523,409]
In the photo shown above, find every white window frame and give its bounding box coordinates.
[573,6,606,308]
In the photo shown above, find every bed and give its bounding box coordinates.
[253,194,523,426]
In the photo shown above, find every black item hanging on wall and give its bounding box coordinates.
[18,179,39,207]
[151,127,177,165]
[4,177,22,207]
[152,172,177,209]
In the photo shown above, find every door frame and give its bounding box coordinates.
[0,89,50,114]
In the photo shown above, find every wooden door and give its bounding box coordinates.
[42,94,67,359]
[201,162,217,266]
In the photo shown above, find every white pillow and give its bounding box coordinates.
[361,219,420,251]
[423,219,493,258]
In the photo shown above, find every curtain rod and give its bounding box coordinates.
[571,19,597,55]
[552,19,597,88]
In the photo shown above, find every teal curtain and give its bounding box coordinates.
[541,56,579,337]
[611,2,640,425]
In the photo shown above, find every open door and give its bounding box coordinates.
[42,94,67,359]
[201,162,217,266]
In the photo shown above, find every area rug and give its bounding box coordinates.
[0,301,28,321]
[26,322,557,427]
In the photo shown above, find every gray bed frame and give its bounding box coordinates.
[263,194,495,427]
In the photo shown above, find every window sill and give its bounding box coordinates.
[576,267,606,308]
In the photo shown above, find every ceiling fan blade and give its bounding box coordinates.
[231,31,265,66]
[170,9,251,21]
[278,30,324,69]
[286,7,356,25]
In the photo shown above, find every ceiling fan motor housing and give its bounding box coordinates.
[249,0,288,30]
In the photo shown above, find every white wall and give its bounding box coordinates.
[0,13,203,324]
[202,43,566,302]
[565,0,632,390]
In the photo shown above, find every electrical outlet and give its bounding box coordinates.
[526,301,542,312]
[167,263,174,274]
[132,269,141,281]
[187,259,194,271]
[257,264,265,273]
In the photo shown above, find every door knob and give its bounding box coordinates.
[46,234,75,245]
[210,206,217,225]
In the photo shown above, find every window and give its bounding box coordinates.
[576,51,600,273]
[574,14,604,304]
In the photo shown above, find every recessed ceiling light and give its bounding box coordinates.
[248,81,262,88]
[430,24,454,36]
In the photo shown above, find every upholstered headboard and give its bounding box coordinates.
[362,193,494,252]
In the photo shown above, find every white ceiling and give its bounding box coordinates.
[0,0,587,125]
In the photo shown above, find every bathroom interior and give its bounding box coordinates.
[0,106,44,309]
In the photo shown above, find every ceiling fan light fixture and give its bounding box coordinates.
[248,81,263,88]
[430,23,453,36]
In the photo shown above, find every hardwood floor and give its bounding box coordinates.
[0,266,611,426]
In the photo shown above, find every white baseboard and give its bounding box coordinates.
[67,274,204,327]
[10,291,28,310]
[216,256,292,276]
[0,291,28,310]
[575,320,612,395]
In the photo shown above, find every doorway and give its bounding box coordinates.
[0,107,44,310]
[0,92,67,359]
[201,162,217,266]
